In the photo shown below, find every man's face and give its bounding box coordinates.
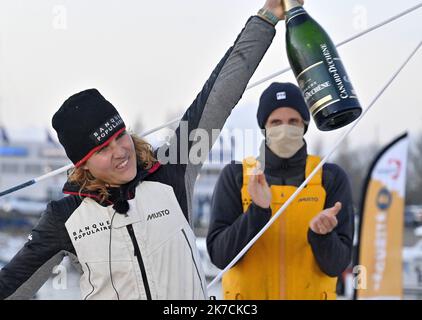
[82,130,137,186]
[265,107,305,129]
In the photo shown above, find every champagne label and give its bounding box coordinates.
[296,43,358,116]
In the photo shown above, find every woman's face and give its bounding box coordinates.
[83,131,137,186]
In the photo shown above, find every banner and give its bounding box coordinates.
[355,133,409,299]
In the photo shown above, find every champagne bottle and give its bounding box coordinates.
[283,0,362,131]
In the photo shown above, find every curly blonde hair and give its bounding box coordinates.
[68,133,156,203]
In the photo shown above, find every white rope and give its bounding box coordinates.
[34,164,74,183]
[140,118,179,137]
[206,39,422,290]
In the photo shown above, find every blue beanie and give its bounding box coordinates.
[257,82,310,131]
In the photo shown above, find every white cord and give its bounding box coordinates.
[34,164,74,183]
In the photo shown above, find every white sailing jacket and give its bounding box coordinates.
[68,181,206,300]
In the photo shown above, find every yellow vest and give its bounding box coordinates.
[222,155,337,300]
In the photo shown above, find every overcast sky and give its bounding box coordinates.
[0,0,421,154]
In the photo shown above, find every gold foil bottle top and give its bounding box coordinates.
[282,0,303,12]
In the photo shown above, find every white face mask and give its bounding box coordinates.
[265,124,305,159]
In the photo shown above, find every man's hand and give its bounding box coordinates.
[309,202,342,235]
[247,168,272,209]
[262,0,305,20]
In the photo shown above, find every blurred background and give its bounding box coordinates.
[0,0,421,299]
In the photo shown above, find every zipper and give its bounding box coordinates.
[126,224,152,300]
[181,228,206,298]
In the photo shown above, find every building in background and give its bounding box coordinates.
[0,127,68,227]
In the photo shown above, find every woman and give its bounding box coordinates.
[0,0,288,299]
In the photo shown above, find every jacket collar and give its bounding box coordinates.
[62,161,161,206]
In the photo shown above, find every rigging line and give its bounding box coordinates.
[247,2,422,90]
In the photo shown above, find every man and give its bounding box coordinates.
[207,82,354,300]
[0,1,292,300]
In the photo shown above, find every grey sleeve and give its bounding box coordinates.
[185,16,275,178]
[156,16,276,224]
[166,16,276,224]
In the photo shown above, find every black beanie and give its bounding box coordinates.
[257,82,310,131]
[52,89,126,167]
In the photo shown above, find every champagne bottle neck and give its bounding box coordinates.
[283,0,303,12]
